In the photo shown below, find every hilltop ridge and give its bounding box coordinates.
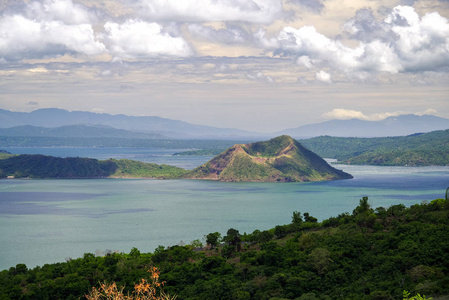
[184,135,352,182]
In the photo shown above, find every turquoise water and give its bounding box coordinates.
[1,148,448,270]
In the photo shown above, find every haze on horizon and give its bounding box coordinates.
[0,0,448,132]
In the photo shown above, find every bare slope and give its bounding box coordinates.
[184,135,353,182]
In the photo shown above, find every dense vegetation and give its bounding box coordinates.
[0,155,186,179]
[109,159,187,179]
[299,130,449,166]
[1,198,447,300]
[184,136,352,182]
[174,130,449,166]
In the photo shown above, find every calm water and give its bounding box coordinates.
[1,147,448,270]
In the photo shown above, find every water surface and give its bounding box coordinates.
[1,147,448,270]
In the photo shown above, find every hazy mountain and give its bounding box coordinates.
[183,135,352,182]
[0,108,263,139]
[2,109,448,140]
[278,115,449,138]
[0,125,169,139]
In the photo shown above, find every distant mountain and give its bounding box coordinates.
[278,115,449,138]
[0,109,262,139]
[0,125,168,139]
[183,135,352,182]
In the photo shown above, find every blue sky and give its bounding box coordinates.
[0,0,448,132]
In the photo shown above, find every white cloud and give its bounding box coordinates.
[135,0,283,24]
[275,25,401,74]
[254,27,280,48]
[273,5,449,76]
[0,15,106,60]
[416,108,438,116]
[26,0,97,25]
[323,109,368,120]
[104,20,194,58]
[323,108,439,121]
[296,55,313,69]
[315,70,331,83]
[0,0,105,60]
[387,6,449,72]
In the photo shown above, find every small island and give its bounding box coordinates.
[183,135,352,182]
[0,136,352,182]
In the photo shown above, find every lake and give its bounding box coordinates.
[1,147,448,271]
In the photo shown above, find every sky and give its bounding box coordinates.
[0,0,448,132]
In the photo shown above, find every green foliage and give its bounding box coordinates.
[0,151,13,160]
[109,159,187,179]
[1,198,448,300]
[206,232,222,249]
[184,136,352,182]
[403,290,432,300]
[0,154,117,178]
[300,129,449,166]
[0,155,187,179]
[243,135,294,157]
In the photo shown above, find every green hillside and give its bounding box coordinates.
[0,155,186,179]
[300,129,449,166]
[184,135,352,182]
[1,198,448,299]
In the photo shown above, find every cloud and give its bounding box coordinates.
[315,70,331,83]
[323,108,439,121]
[289,0,324,13]
[135,0,283,24]
[0,15,106,60]
[343,8,397,43]
[416,108,438,116]
[0,0,105,60]
[246,71,274,82]
[187,24,252,44]
[25,0,98,24]
[104,20,194,58]
[273,5,449,76]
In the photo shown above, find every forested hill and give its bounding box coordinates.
[300,129,449,166]
[1,198,448,299]
[183,135,352,182]
[0,154,186,179]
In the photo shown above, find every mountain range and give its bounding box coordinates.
[0,108,261,140]
[1,108,449,139]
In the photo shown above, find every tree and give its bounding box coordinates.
[206,232,221,249]
[274,225,287,239]
[353,196,371,215]
[304,212,317,223]
[224,228,241,252]
[129,247,141,259]
[307,248,333,275]
[292,211,303,224]
[190,239,203,249]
